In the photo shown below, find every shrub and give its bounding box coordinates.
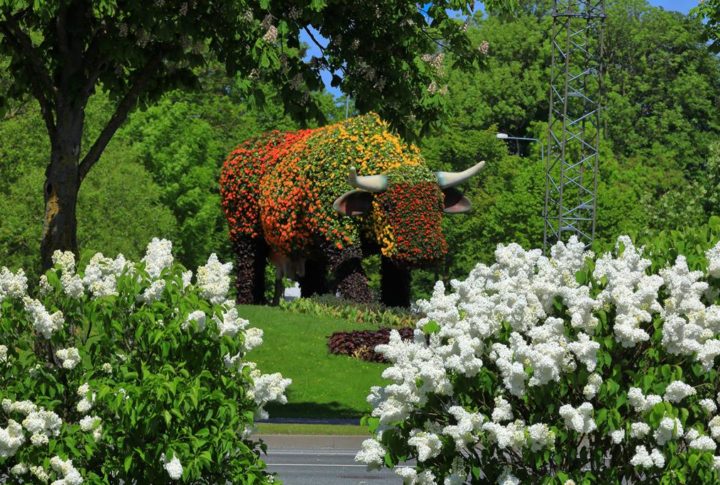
[0,239,290,483]
[357,236,720,484]
[328,328,414,363]
[280,295,419,328]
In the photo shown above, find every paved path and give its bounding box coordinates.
[259,435,400,485]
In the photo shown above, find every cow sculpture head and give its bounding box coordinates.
[333,161,485,266]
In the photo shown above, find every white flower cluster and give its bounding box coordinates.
[654,416,683,445]
[442,406,485,450]
[0,266,28,303]
[663,380,696,403]
[52,251,84,299]
[142,238,174,279]
[1,399,62,453]
[79,415,103,441]
[161,452,183,480]
[56,347,81,369]
[0,419,24,458]
[659,251,720,369]
[627,387,662,413]
[138,279,166,304]
[23,297,64,339]
[196,253,233,304]
[482,420,529,451]
[243,327,264,351]
[356,439,386,470]
[358,236,720,481]
[215,305,249,337]
[76,383,95,414]
[408,430,443,462]
[50,455,83,484]
[630,422,651,438]
[246,366,292,420]
[707,240,720,278]
[82,252,132,298]
[583,373,602,400]
[559,402,596,434]
[527,423,556,451]
[689,435,717,452]
[594,236,663,347]
[630,445,665,468]
[181,310,206,331]
[396,467,437,484]
[701,398,718,414]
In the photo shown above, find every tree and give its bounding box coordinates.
[694,0,720,51]
[0,0,508,270]
[405,0,720,299]
[0,93,176,278]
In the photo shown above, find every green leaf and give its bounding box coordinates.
[422,320,441,335]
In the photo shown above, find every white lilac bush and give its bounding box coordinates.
[0,239,290,483]
[357,236,720,484]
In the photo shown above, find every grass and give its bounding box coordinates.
[241,304,388,419]
[254,423,370,436]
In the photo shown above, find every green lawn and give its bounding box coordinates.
[241,304,388,419]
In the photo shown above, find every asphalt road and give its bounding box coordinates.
[260,435,401,485]
[265,449,399,485]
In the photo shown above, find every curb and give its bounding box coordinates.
[258,417,361,425]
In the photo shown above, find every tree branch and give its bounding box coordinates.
[0,13,57,135]
[302,26,348,78]
[78,56,160,182]
[79,33,105,99]
[303,26,328,54]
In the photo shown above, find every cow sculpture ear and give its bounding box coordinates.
[333,189,374,216]
[443,187,472,214]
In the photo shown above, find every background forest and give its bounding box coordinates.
[1,0,718,301]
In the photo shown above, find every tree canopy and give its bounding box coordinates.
[1,0,718,304]
[0,0,509,269]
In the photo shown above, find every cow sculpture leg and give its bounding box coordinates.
[328,245,373,303]
[298,258,328,298]
[380,256,411,308]
[233,237,268,304]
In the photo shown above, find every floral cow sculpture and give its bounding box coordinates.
[220,113,485,307]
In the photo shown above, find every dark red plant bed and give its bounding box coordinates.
[328,327,414,363]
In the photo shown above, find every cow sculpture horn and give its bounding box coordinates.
[435,160,486,189]
[347,166,388,192]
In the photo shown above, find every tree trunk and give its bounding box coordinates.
[40,113,84,271]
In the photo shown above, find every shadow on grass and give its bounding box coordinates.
[265,401,367,420]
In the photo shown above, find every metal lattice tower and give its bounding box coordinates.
[544,0,605,251]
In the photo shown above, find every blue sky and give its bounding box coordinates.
[301,1,698,98]
[649,0,695,13]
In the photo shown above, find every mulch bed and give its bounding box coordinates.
[328,327,414,363]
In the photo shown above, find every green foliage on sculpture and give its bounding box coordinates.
[219,114,485,307]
